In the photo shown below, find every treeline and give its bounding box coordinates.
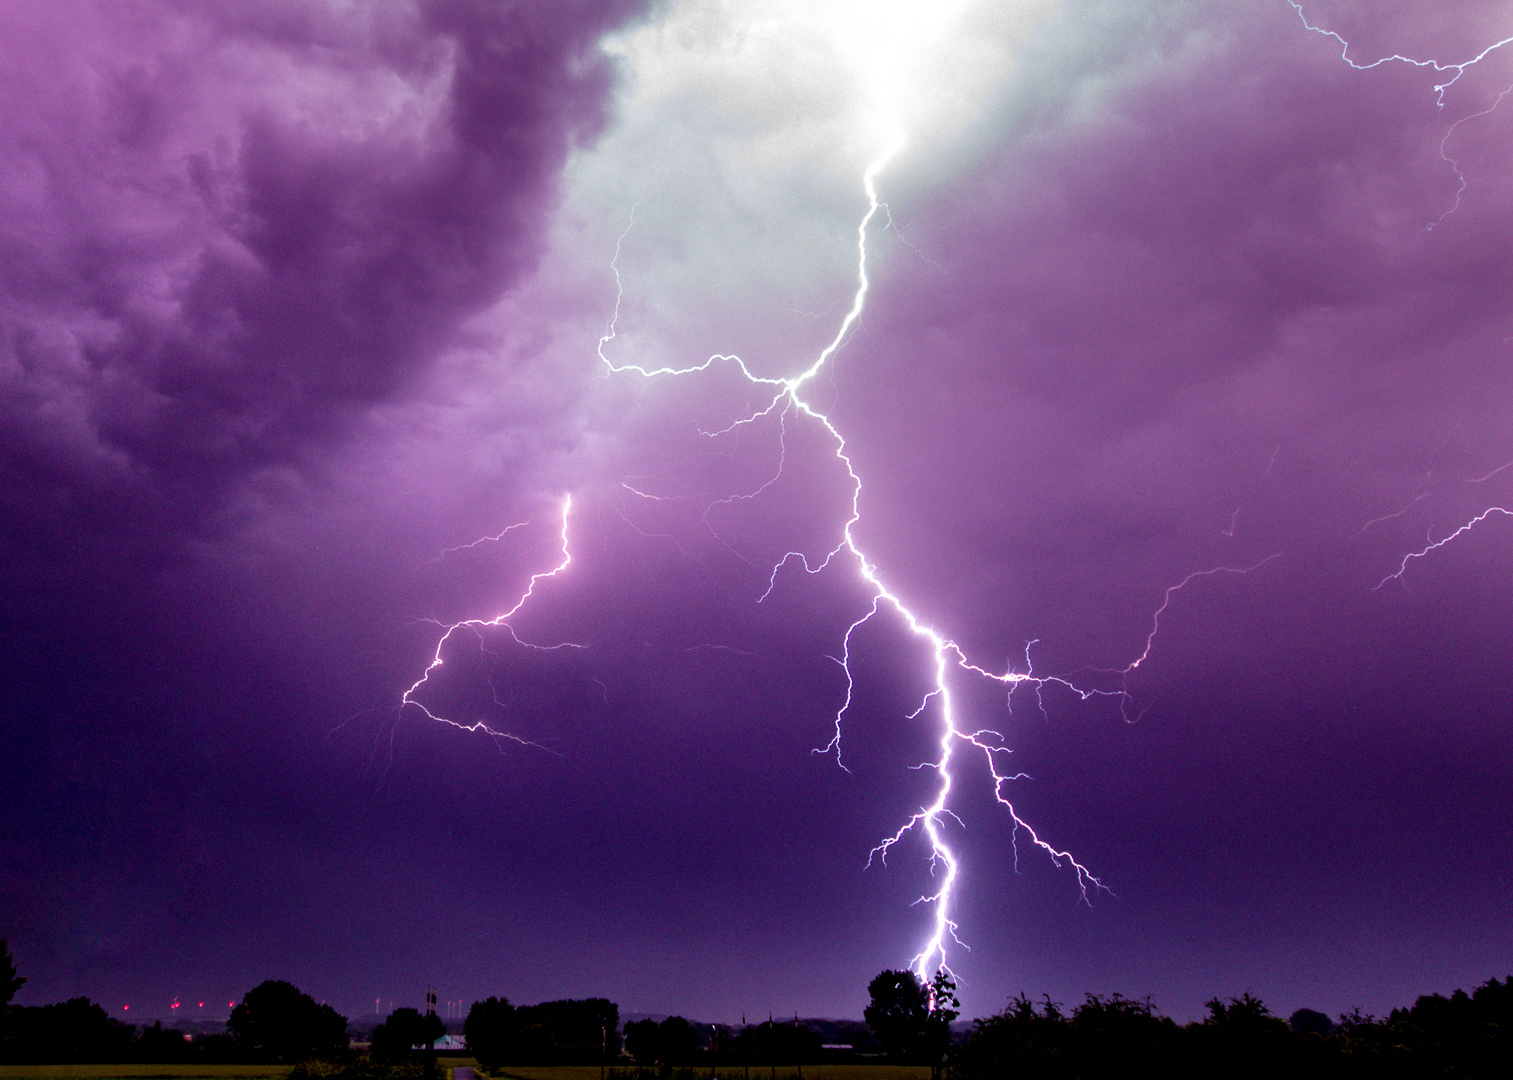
[955,980,1513,1080]
[463,997,620,1065]
[6,938,1513,1077]
[0,972,353,1065]
[464,997,840,1069]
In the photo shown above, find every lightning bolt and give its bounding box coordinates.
[401,496,579,754]
[1375,506,1513,590]
[402,4,1299,986]
[595,122,1127,981]
[1289,1,1513,228]
[1288,5,1513,585]
[425,521,529,564]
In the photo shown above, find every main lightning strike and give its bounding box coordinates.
[405,2,1299,991]
[597,120,1119,980]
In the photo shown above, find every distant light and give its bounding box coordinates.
[123,1005,130,1011]
[198,1002,204,1008]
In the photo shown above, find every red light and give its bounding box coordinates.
[123,1005,130,1011]
[198,1002,204,1008]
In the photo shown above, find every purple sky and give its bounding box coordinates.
[3,0,1513,1029]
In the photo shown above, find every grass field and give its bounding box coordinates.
[0,1066,287,1080]
[491,1067,931,1080]
[0,1062,929,1080]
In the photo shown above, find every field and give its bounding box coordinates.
[491,1067,932,1080]
[0,1067,287,1080]
[0,1064,931,1080]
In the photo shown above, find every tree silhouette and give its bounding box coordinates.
[1,997,133,1064]
[371,1008,444,1060]
[922,972,959,1080]
[464,997,516,1067]
[864,970,931,1062]
[624,1016,700,1066]
[227,980,348,1062]
[0,942,23,1010]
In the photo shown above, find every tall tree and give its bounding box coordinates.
[511,998,619,1064]
[625,1016,700,1066]
[0,942,23,1009]
[464,997,516,1068]
[227,981,348,1063]
[371,1008,445,1060]
[864,970,931,1062]
[922,971,960,1080]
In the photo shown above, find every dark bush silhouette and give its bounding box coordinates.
[954,994,1069,1078]
[736,1019,823,1066]
[134,1021,191,1062]
[624,1016,700,1066]
[955,979,1513,1080]
[1351,976,1513,1079]
[0,996,134,1063]
[1068,994,1181,1077]
[228,980,348,1062]
[1289,1008,1333,1036]
[510,998,619,1064]
[1189,992,1299,1080]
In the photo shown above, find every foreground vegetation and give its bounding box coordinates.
[491,1068,932,1080]
[0,1068,287,1079]
[953,980,1513,1080]
[5,940,1512,1077]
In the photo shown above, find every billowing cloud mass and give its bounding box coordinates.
[0,0,642,554]
[3,0,1513,1029]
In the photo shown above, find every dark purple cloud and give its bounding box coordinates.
[0,0,641,555]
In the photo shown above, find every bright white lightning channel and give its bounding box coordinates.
[596,126,1116,980]
[402,3,1298,986]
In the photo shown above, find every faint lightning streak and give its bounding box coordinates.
[1358,492,1428,535]
[1289,1,1513,227]
[1428,83,1513,229]
[426,521,529,563]
[1374,506,1513,589]
[1118,555,1285,677]
[1468,459,1513,484]
[402,496,578,753]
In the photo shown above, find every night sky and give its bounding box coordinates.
[3,0,1512,1030]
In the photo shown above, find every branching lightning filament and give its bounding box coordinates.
[595,125,1119,981]
[403,6,1329,989]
